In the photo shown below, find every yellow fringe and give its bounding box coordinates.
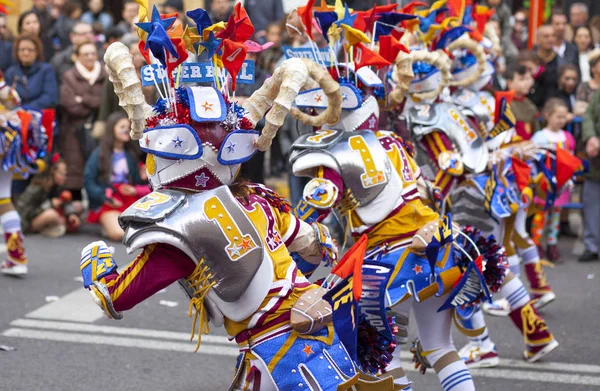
[185,258,217,352]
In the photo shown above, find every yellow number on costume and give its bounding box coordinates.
[448,108,477,143]
[479,96,495,123]
[204,196,257,260]
[348,135,386,188]
[307,129,336,144]
[134,192,172,211]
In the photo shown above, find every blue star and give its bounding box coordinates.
[335,4,357,27]
[172,136,184,148]
[342,93,348,101]
[200,32,221,58]
[195,172,210,187]
[136,5,176,35]
[186,8,212,33]
[226,142,236,153]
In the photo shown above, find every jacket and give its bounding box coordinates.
[582,89,600,182]
[4,61,58,110]
[84,147,144,211]
[58,64,106,190]
[0,41,14,73]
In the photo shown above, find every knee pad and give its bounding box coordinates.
[426,344,457,368]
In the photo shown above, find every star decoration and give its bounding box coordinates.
[364,175,374,186]
[227,242,242,257]
[368,116,377,129]
[172,136,184,148]
[226,142,236,153]
[335,3,357,27]
[314,94,323,103]
[334,0,351,20]
[136,5,176,35]
[144,135,150,147]
[240,237,253,250]
[376,172,385,182]
[182,26,201,53]
[203,21,225,41]
[202,101,214,112]
[186,8,212,33]
[363,6,381,34]
[342,93,348,101]
[199,32,221,58]
[302,343,314,356]
[314,0,335,12]
[267,236,277,249]
[195,172,209,187]
[413,264,423,274]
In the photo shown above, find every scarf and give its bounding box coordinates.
[75,60,102,86]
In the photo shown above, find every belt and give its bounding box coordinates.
[235,313,291,349]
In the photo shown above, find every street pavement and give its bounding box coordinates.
[1,225,599,391]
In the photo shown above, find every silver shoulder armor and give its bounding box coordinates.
[120,187,273,322]
[408,102,488,174]
[453,89,495,131]
[290,130,392,206]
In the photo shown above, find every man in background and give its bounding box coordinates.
[551,9,579,66]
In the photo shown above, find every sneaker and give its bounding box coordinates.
[458,342,500,369]
[531,291,556,310]
[524,339,559,363]
[482,297,510,317]
[0,259,27,276]
[578,251,599,263]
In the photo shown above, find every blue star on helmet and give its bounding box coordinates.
[226,142,236,153]
[136,5,176,35]
[335,4,357,27]
[200,32,221,58]
[172,136,184,148]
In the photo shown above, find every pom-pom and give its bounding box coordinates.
[357,316,397,374]
[453,225,508,304]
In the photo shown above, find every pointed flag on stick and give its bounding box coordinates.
[354,42,391,70]
[222,39,247,91]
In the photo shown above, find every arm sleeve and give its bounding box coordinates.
[104,243,196,312]
[420,132,457,199]
[28,66,58,109]
[83,150,108,207]
[582,93,600,142]
[59,76,90,117]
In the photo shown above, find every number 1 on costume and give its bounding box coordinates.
[204,196,257,260]
[348,135,386,188]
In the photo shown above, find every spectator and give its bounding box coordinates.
[0,14,15,73]
[550,64,580,120]
[580,89,600,262]
[16,158,82,237]
[49,0,64,21]
[576,50,600,105]
[59,41,106,201]
[114,0,139,36]
[4,34,58,110]
[570,2,589,29]
[505,64,540,140]
[574,25,595,82]
[103,26,125,48]
[208,0,232,24]
[520,28,560,108]
[50,22,95,84]
[29,0,54,38]
[84,112,148,242]
[531,98,576,262]
[551,9,579,66]
[511,9,528,51]
[259,22,284,74]
[245,0,283,41]
[160,0,186,26]
[49,0,83,53]
[483,0,517,63]
[18,10,54,63]
[81,0,114,32]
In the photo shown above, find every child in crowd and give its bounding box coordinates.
[84,112,149,242]
[16,156,82,237]
[518,50,553,109]
[506,64,540,140]
[531,98,576,262]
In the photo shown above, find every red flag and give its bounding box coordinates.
[512,157,531,193]
[222,39,247,91]
[379,35,409,63]
[166,37,189,85]
[331,234,368,301]
[297,0,315,39]
[494,91,514,123]
[399,1,428,14]
[138,40,151,65]
[233,3,255,42]
[555,148,584,190]
[354,42,391,71]
[17,110,32,156]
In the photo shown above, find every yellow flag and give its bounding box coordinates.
[135,0,149,40]
[341,24,371,47]
[203,22,226,41]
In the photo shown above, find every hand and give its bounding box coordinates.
[119,184,137,196]
[74,96,83,104]
[51,197,63,209]
[587,136,600,158]
[312,222,338,266]
[107,197,123,208]
[68,214,81,228]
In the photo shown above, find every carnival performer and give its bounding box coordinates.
[282,3,510,390]
[79,4,398,390]
[391,9,562,369]
[443,14,557,318]
[0,69,54,276]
